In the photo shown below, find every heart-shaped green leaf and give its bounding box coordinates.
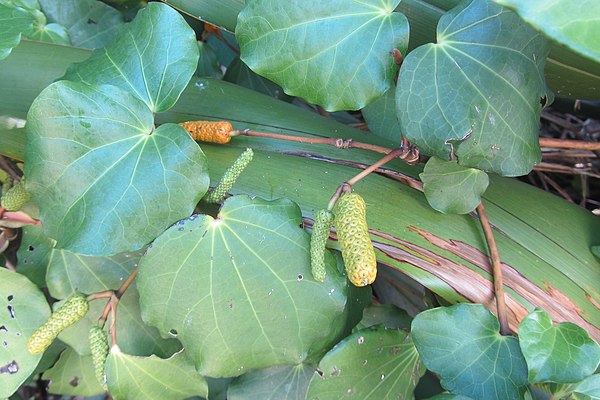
[236,0,409,111]
[224,57,291,101]
[16,224,54,288]
[0,268,51,398]
[494,0,600,64]
[25,81,209,255]
[228,363,315,400]
[411,304,528,400]
[519,308,600,384]
[138,195,366,377]
[571,374,600,400]
[396,0,550,176]
[63,2,198,112]
[0,3,34,60]
[38,0,124,48]
[43,245,180,357]
[42,347,105,396]
[420,157,489,214]
[105,348,208,399]
[306,326,424,399]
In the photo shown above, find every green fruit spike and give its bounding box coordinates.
[333,192,377,287]
[1,177,31,210]
[310,209,334,282]
[205,148,254,204]
[89,326,109,390]
[27,293,89,355]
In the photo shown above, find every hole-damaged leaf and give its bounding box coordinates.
[236,0,409,111]
[519,308,600,384]
[41,347,105,396]
[105,348,208,400]
[0,268,51,398]
[306,326,424,399]
[25,81,209,255]
[138,195,366,377]
[396,0,551,176]
[411,304,528,400]
[63,2,198,112]
[420,156,489,214]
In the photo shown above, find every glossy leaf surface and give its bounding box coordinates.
[397,0,549,176]
[63,2,198,113]
[25,81,209,255]
[138,195,365,377]
[411,304,528,399]
[495,0,600,63]
[420,157,489,214]
[237,0,409,111]
[306,326,424,399]
[0,3,34,60]
[0,268,50,398]
[105,348,208,399]
[519,308,600,384]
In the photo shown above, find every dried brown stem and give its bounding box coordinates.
[476,201,509,335]
[539,137,600,151]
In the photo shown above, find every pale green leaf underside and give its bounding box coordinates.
[397,0,549,176]
[228,363,315,400]
[62,2,198,112]
[495,0,600,64]
[106,349,208,400]
[237,0,409,111]
[0,268,50,398]
[307,326,424,399]
[420,156,489,214]
[138,195,353,377]
[25,81,209,255]
[38,0,124,49]
[411,304,528,400]
[28,22,70,45]
[519,308,600,384]
[42,348,105,396]
[0,3,34,60]
[571,374,600,400]
[42,247,179,358]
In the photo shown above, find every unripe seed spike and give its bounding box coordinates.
[205,148,254,204]
[179,120,233,144]
[333,192,377,287]
[27,293,89,354]
[310,209,334,282]
[89,326,109,390]
[1,178,31,211]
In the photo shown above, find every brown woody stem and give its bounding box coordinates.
[97,266,139,331]
[476,201,509,335]
[230,129,416,159]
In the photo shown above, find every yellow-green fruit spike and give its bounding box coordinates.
[89,326,109,390]
[333,192,377,287]
[310,209,334,282]
[205,148,254,204]
[1,178,30,210]
[27,293,89,354]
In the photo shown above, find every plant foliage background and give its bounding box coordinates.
[0,0,599,399]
